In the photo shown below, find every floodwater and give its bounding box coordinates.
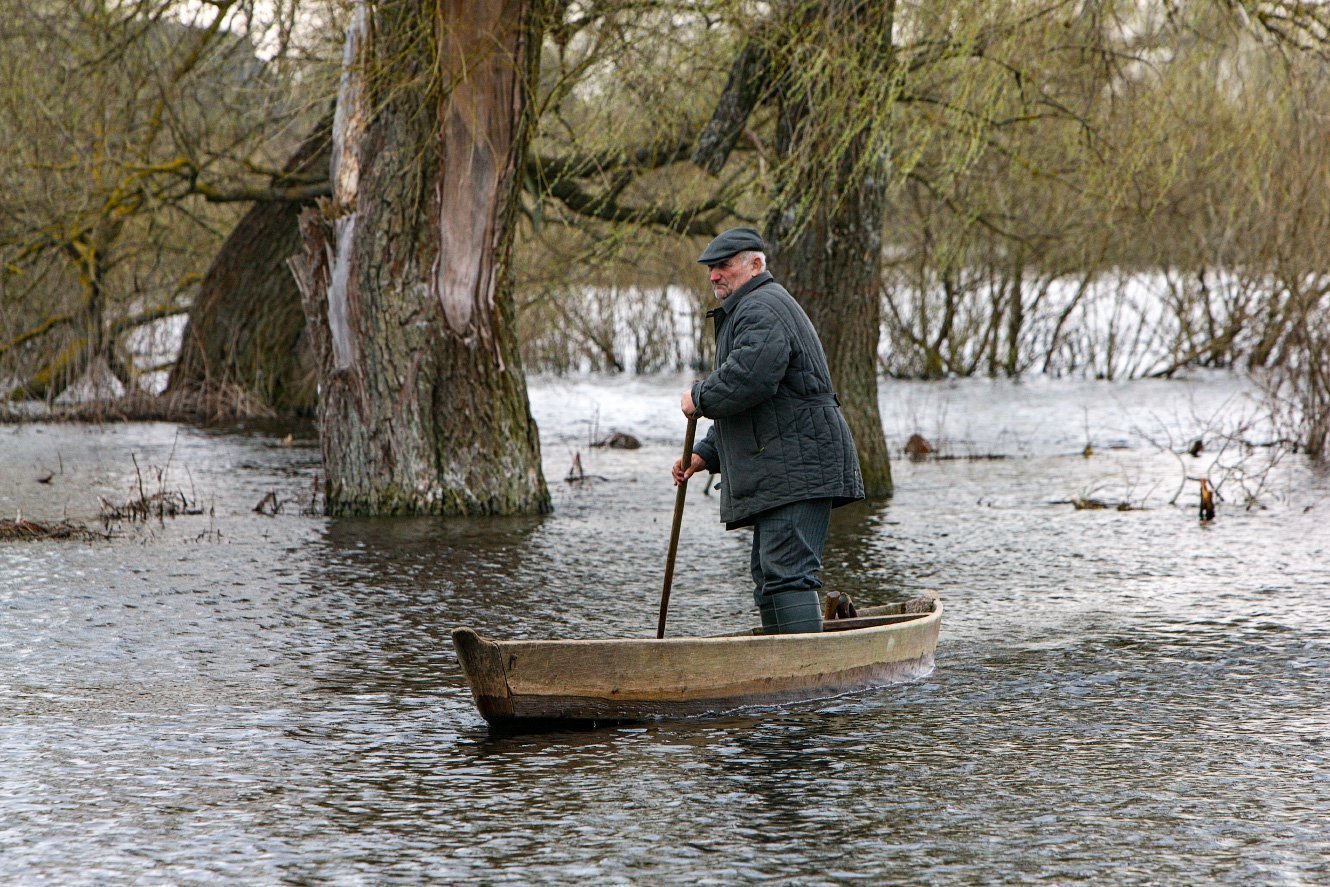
[2,373,1327,884]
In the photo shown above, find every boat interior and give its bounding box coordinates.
[747,595,938,636]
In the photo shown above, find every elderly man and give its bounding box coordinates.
[673,227,865,634]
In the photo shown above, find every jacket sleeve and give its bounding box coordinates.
[693,303,790,418]
[691,423,719,473]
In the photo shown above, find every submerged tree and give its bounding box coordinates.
[165,113,332,419]
[291,0,550,515]
[759,1,898,499]
[690,1,938,497]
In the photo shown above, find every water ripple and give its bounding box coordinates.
[2,376,1328,884]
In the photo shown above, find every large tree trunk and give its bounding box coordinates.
[290,0,550,516]
[694,1,895,498]
[768,173,893,498]
[165,114,332,417]
[764,0,895,498]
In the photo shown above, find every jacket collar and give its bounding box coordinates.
[706,271,773,319]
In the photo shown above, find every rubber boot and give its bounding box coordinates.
[758,600,779,634]
[769,589,824,634]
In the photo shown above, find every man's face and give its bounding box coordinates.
[707,253,759,300]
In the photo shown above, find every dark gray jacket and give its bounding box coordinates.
[690,272,864,527]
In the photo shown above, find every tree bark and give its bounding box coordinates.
[768,173,894,497]
[291,0,550,516]
[165,113,333,417]
[763,0,896,498]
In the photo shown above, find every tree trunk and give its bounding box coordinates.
[165,113,332,417]
[291,0,549,516]
[1004,253,1025,377]
[19,224,121,402]
[764,0,895,498]
[768,172,893,498]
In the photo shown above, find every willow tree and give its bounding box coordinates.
[291,0,550,515]
[0,0,336,403]
[691,1,1153,491]
[762,1,897,499]
[694,0,899,497]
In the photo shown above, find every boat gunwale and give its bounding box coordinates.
[452,601,941,651]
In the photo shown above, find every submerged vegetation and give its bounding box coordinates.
[0,1,1327,463]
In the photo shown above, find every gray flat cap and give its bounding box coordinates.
[697,227,766,265]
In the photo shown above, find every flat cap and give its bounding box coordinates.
[697,227,766,265]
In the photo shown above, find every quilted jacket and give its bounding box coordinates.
[690,271,864,527]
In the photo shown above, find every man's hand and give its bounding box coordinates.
[680,389,698,418]
[672,453,707,486]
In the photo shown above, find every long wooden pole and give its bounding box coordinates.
[657,415,698,639]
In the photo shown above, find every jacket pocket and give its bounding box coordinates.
[750,402,779,455]
[730,413,762,456]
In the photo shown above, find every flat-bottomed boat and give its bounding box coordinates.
[452,594,941,729]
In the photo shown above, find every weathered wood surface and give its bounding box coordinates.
[290,0,550,516]
[452,597,941,727]
[817,611,926,633]
[450,626,514,721]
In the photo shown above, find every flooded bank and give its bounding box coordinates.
[2,374,1327,883]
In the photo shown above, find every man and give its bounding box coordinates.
[673,227,865,634]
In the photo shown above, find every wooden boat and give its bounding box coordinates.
[451,594,941,729]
